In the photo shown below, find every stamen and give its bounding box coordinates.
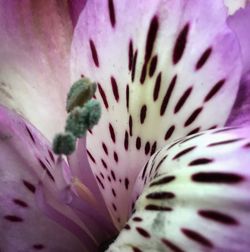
[65,100,101,138]
[72,177,98,206]
[52,132,76,155]
[66,78,97,112]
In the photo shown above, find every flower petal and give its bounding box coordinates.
[71,0,242,228]
[0,105,97,251]
[0,0,73,141]
[69,0,87,27]
[108,127,250,251]
[227,4,250,127]
[224,0,249,14]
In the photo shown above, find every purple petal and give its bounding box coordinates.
[109,127,250,251]
[227,4,250,127]
[69,0,87,27]
[0,1,73,140]
[0,105,98,251]
[71,0,242,228]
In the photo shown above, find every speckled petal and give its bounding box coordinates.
[0,105,98,252]
[71,0,242,228]
[108,127,250,251]
[0,0,73,141]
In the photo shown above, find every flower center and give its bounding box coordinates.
[52,77,101,155]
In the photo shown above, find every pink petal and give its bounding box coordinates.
[0,1,73,141]
[227,4,250,127]
[224,0,249,14]
[71,0,242,228]
[69,0,87,27]
[0,105,99,251]
[108,127,250,251]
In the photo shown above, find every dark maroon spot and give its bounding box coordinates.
[189,158,213,166]
[101,159,108,169]
[87,150,96,164]
[98,83,109,109]
[13,199,28,208]
[149,55,158,77]
[111,76,119,102]
[174,87,193,113]
[23,180,36,193]
[208,139,243,147]
[136,137,142,150]
[181,228,213,248]
[136,227,151,238]
[111,170,116,181]
[140,105,147,124]
[145,205,172,211]
[145,15,159,63]
[25,126,35,144]
[132,50,138,82]
[128,40,134,71]
[165,125,175,140]
[145,142,151,155]
[160,75,177,116]
[213,127,238,134]
[100,172,105,179]
[198,210,238,225]
[112,188,116,197]
[133,247,142,252]
[124,131,129,150]
[192,172,244,183]
[33,244,45,250]
[208,125,218,130]
[140,63,147,84]
[108,0,116,27]
[173,23,189,64]
[113,152,118,162]
[173,146,196,160]
[184,107,203,127]
[154,154,168,173]
[102,143,109,155]
[125,178,129,190]
[133,217,142,222]
[142,161,149,180]
[112,203,117,211]
[187,127,200,136]
[129,115,133,136]
[162,238,184,252]
[109,123,116,143]
[107,176,111,182]
[48,149,55,163]
[38,158,55,182]
[124,224,131,230]
[146,191,175,200]
[96,175,105,189]
[126,84,129,110]
[150,175,175,187]
[204,79,225,102]
[151,141,157,155]
[89,39,99,67]
[153,72,161,101]
[196,47,212,70]
[4,215,23,222]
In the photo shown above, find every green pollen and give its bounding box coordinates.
[65,100,101,138]
[52,132,76,155]
[66,77,97,112]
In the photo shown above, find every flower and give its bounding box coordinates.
[0,0,250,252]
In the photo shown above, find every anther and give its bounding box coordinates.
[52,132,76,155]
[66,78,97,112]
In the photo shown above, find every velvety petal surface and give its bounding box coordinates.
[0,105,100,252]
[71,0,242,228]
[108,127,250,251]
[0,0,73,141]
[227,4,250,127]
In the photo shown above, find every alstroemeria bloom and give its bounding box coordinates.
[0,0,250,251]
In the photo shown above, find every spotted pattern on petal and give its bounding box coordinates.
[107,127,250,251]
[71,0,242,228]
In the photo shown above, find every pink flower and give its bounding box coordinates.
[0,1,250,251]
